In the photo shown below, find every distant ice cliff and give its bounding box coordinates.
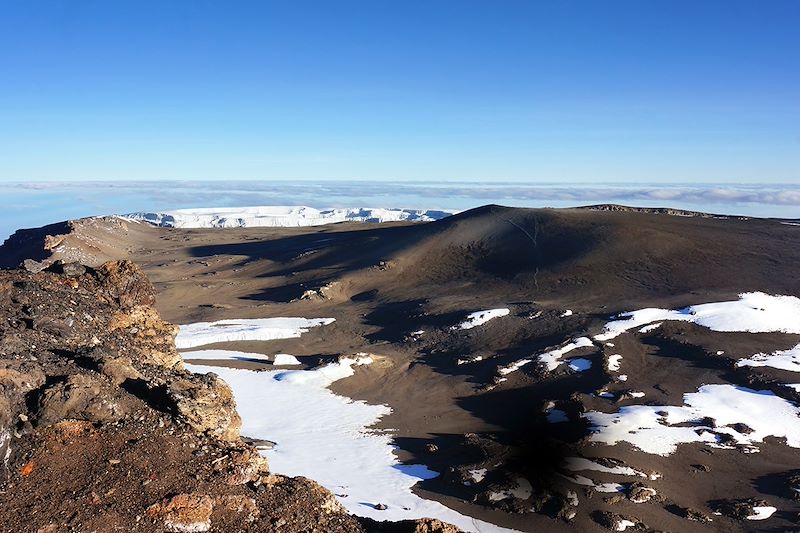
[123,206,456,228]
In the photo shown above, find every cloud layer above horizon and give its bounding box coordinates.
[8,180,800,209]
[2,180,798,244]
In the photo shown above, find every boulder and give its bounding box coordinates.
[168,373,242,442]
[94,260,156,308]
[36,374,127,427]
[147,493,214,533]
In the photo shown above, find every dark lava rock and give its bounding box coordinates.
[592,510,641,531]
[709,497,772,520]
[49,260,87,277]
[787,471,800,500]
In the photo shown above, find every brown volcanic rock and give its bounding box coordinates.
[0,220,75,267]
[147,493,216,532]
[35,373,128,427]
[360,518,462,533]
[167,373,242,443]
[95,258,157,308]
[0,216,134,269]
[106,304,183,368]
[0,260,235,440]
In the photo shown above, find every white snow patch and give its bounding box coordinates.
[180,349,270,362]
[566,490,579,506]
[559,474,625,493]
[488,478,532,502]
[638,322,662,333]
[497,359,532,376]
[785,384,800,392]
[273,353,302,366]
[618,374,628,382]
[563,457,645,477]
[607,354,623,372]
[629,391,646,398]
[468,469,487,483]
[498,337,595,376]
[454,308,510,330]
[596,483,625,493]
[176,317,335,349]
[585,384,800,455]
[537,337,595,372]
[616,519,637,531]
[736,343,800,372]
[747,506,777,520]
[124,206,456,228]
[568,358,592,372]
[185,359,518,532]
[274,355,373,387]
[594,292,800,341]
[561,310,573,317]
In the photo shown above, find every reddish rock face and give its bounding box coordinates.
[147,493,215,533]
[95,259,157,308]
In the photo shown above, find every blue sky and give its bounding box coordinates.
[0,1,798,183]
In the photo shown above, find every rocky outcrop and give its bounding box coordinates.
[0,216,133,269]
[360,518,462,533]
[0,221,75,268]
[577,203,749,219]
[0,260,236,440]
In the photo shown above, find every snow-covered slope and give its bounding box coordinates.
[123,206,456,228]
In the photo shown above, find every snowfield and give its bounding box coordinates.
[178,349,303,366]
[272,354,373,387]
[123,206,456,228]
[180,320,518,532]
[563,457,646,478]
[175,317,335,349]
[537,337,595,372]
[606,354,623,372]
[585,384,800,455]
[185,358,519,532]
[179,349,271,362]
[497,336,594,376]
[747,506,778,520]
[736,343,800,372]
[594,292,800,341]
[272,353,302,366]
[454,308,510,330]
